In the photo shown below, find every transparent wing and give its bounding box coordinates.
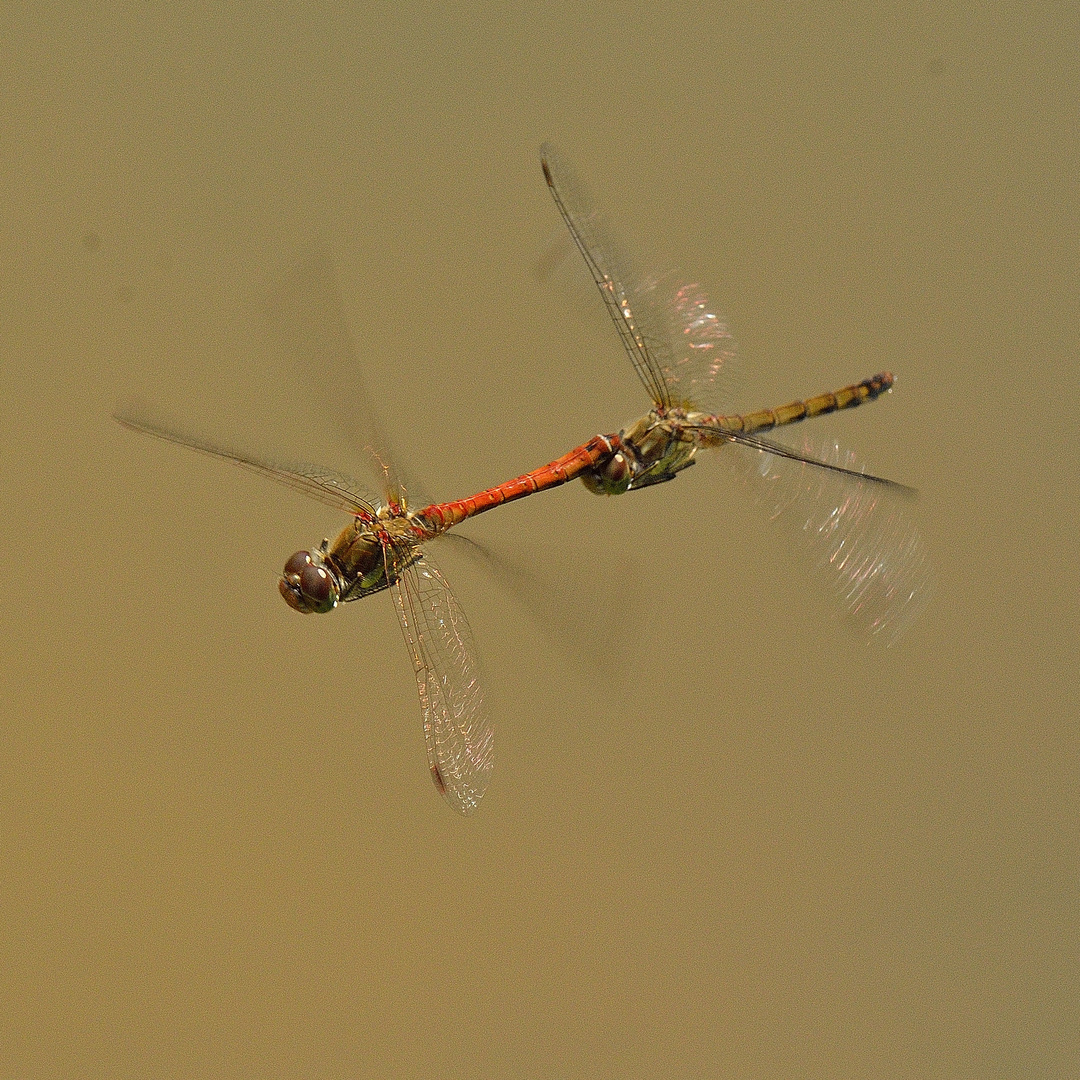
[682,421,916,495]
[541,143,672,409]
[724,436,933,645]
[389,544,493,814]
[639,274,740,413]
[266,256,434,509]
[115,409,378,517]
[540,144,739,413]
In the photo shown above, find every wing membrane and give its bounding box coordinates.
[115,409,378,516]
[541,143,672,409]
[266,256,435,509]
[724,436,932,644]
[390,545,493,813]
[541,145,740,414]
[682,421,916,495]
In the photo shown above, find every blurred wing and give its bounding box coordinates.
[656,277,740,413]
[725,436,933,644]
[540,144,739,413]
[390,545,493,814]
[682,421,916,495]
[266,256,434,509]
[115,409,378,516]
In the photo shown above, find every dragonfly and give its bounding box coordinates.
[115,405,623,814]
[116,145,929,815]
[537,142,931,644]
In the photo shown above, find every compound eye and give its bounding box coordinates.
[299,563,337,612]
[283,550,313,579]
[602,452,631,485]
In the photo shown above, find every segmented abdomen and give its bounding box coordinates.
[416,433,622,534]
[708,372,894,436]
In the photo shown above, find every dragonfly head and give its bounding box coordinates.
[279,549,340,614]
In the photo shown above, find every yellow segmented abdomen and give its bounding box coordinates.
[710,372,894,435]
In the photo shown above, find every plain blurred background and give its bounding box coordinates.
[1,4,1077,1077]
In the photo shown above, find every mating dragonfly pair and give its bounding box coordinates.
[118,145,931,814]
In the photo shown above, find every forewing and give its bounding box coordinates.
[724,436,933,644]
[540,143,673,409]
[115,409,378,516]
[390,545,493,814]
[655,277,740,413]
[540,146,740,414]
[266,257,434,509]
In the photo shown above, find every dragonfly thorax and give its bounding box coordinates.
[581,411,697,495]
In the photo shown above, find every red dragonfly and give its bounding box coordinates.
[115,408,620,814]
[116,145,928,815]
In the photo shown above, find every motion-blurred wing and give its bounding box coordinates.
[266,256,434,510]
[725,436,933,644]
[681,421,915,494]
[655,277,740,413]
[115,409,378,516]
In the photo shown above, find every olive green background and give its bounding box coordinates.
[2,4,1077,1078]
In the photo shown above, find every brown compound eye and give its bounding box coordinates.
[283,550,313,579]
[279,550,338,613]
[580,451,633,495]
[299,564,337,612]
[600,452,631,485]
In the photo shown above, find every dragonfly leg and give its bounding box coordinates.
[627,456,697,490]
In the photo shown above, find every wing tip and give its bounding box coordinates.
[430,762,448,796]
